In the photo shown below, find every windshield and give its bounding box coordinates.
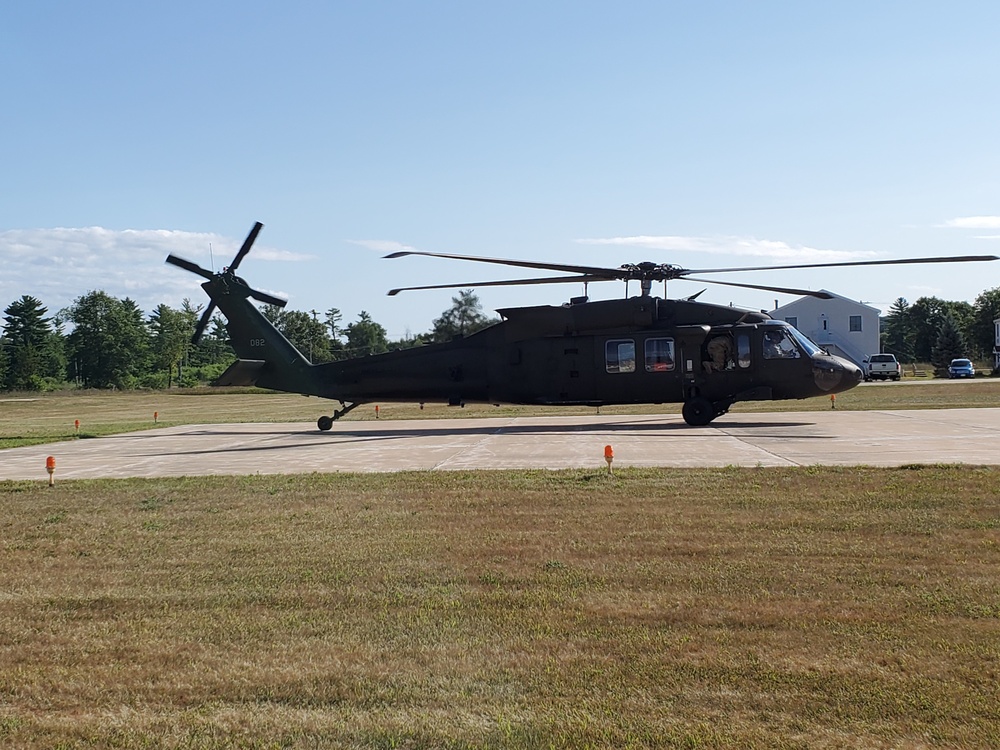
[951,359,971,367]
[785,326,823,357]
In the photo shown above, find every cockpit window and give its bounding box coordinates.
[786,326,823,357]
[763,328,801,359]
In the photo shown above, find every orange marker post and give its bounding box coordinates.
[46,456,56,487]
[830,394,836,410]
[604,444,614,475]
[74,419,80,434]
[154,411,158,423]
[375,405,380,420]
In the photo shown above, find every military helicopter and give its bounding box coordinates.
[166,222,997,428]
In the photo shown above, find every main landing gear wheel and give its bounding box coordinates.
[682,397,715,427]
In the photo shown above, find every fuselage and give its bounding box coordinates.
[298,296,863,407]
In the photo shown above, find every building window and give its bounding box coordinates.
[644,338,675,372]
[785,316,798,328]
[605,339,635,373]
[849,315,862,332]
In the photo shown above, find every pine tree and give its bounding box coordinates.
[881,297,914,363]
[931,315,966,377]
[2,295,60,390]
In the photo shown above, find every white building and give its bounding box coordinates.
[772,291,880,369]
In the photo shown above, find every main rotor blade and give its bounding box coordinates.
[249,288,289,308]
[191,301,216,344]
[385,250,624,279]
[388,274,613,296]
[683,276,834,299]
[166,254,215,280]
[229,221,264,272]
[682,254,1000,276]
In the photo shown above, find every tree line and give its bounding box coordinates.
[0,289,496,392]
[880,288,1000,373]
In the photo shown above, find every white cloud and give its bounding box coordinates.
[0,227,307,315]
[575,235,871,264]
[939,216,1000,230]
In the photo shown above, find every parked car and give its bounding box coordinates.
[865,353,901,381]
[948,358,976,378]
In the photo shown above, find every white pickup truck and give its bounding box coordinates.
[865,353,901,381]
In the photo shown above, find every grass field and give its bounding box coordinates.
[2,468,999,748]
[2,378,999,450]
[1,386,999,747]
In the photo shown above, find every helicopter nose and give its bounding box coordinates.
[813,356,863,393]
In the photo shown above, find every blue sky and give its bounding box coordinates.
[3,1,999,339]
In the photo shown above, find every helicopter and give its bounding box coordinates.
[166,222,998,428]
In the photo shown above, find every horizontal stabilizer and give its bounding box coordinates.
[215,359,266,387]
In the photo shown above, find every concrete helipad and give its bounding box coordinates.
[1,408,998,480]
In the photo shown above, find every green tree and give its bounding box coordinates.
[325,308,343,342]
[2,295,63,390]
[969,287,1000,360]
[148,304,192,387]
[881,297,914,363]
[345,311,388,357]
[947,300,974,350]
[900,296,981,364]
[261,305,334,363]
[430,290,497,343]
[0,329,8,387]
[186,312,234,368]
[389,331,430,350]
[931,315,966,377]
[66,292,150,389]
[908,297,952,362]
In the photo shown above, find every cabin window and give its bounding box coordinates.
[849,315,862,332]
[644,338,675,372]
[737,334,751,368]
[605,339,636,373]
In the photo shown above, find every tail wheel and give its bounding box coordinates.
[317,415,334,431]
[682,396,715,427]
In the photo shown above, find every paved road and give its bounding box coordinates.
[2,408,998,480]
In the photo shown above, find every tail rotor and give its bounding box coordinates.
[165,221,287,344]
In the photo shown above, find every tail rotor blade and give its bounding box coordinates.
[249,289,288,308]
[229,221,264,272]
[191,302,216,345]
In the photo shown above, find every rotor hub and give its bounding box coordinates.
[619,262,686,281]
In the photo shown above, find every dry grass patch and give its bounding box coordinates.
[1,467,998,747]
